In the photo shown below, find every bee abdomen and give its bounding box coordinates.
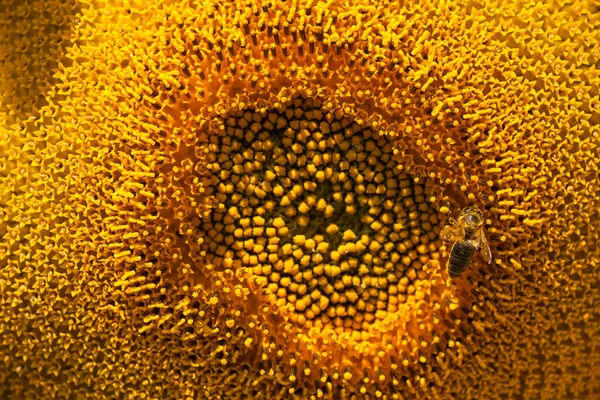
[447,241,476,278]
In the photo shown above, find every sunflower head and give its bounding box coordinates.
[1,0,599,398]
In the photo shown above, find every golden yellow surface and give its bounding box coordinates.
[1,0,599,399]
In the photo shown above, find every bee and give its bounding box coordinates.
[440,207,492,278]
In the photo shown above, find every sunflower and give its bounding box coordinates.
[1,0,599,399]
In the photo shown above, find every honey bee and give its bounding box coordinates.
[440,207,492,278]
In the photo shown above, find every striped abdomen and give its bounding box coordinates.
[447,240,476,278]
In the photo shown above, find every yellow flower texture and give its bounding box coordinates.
[1,0,599,398]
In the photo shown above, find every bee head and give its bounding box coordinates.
[461,207,484,228]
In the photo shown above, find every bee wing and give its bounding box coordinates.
[475,228,492,264]
[440,223,462,242]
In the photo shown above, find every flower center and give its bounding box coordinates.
[200,98,442,332]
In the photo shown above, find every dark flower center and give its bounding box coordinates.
[200,98,442,331]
